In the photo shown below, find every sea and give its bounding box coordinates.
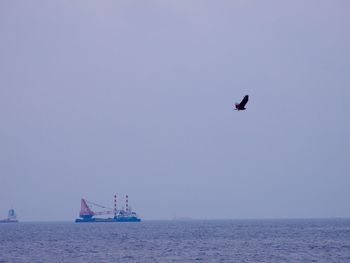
[1,219,350,263]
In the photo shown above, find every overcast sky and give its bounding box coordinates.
[0,0,349,221]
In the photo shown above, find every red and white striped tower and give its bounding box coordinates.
[125,194,129,212]
[114,194,117,217]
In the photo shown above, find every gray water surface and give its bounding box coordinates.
[1,219,350,262]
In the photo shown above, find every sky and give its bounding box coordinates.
[0,0,349,221]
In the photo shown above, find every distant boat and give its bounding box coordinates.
[75,195,141,223]
[0,209,18,223]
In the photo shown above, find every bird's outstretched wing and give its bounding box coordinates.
[239,95,249,108]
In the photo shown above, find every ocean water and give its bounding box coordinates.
[1,219,350,263]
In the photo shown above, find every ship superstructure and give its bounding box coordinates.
[0,208,18,223]
[75,194,141,222]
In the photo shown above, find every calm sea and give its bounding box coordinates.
[1,219,350,262]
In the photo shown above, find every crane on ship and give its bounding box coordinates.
[79,198,114,219]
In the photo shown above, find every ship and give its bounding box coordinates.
[75,194,141,223]
[0,208,19,223]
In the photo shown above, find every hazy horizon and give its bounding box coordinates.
[1,0,349,221]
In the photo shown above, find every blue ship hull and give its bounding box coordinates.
[0,220,18,223]
[75,217,141,223]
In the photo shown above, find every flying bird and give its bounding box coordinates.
[234,95,249,111]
